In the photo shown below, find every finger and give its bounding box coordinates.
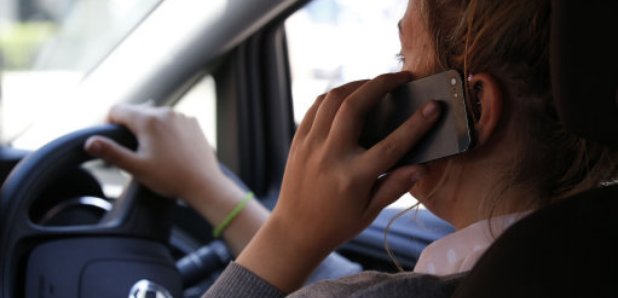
[295,94,325,139]
[310,80,367,139]
[84,136,142,176]
[363,100,441,175]
[366,165,426,216]
[106,104,160,132]
[329,72,413,146]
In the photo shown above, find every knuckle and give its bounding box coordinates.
[289,134,308,153]
[157,107,175,119]
[380,139,402,157]
[373,73,393,87]
[290,132,319,161]
[338,99,357,115]
[325,87,346,101]
[334,173,356,194]
[140,113,163,131]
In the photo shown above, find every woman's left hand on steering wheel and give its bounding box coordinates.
[84,105,230,206]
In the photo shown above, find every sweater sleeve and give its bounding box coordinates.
[202,262,286,298]
[306,252,362,284]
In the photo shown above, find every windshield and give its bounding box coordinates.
[0,0,161,149]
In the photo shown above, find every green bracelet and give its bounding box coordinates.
[212,191,254,238]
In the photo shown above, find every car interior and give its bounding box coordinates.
[0,0,616,297]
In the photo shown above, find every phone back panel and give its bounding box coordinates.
[359,70,472,166]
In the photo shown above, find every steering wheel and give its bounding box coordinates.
[0,125,182,298]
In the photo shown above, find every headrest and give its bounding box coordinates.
[452,185,618,297]
[551,0,618,148]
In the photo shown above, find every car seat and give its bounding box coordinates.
[453,0,618,297]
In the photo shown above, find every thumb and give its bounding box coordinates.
[84,136,141,175]
[367,165,426,215]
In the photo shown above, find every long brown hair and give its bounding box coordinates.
[385,0,618,271]
[422,0,618,213]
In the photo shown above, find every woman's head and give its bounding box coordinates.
[398,0,618,226]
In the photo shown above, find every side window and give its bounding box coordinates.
[285,0,416,208]
[174,75,218,149]
[285,0,407,122]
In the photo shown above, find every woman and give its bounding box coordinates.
[85,0,618,296]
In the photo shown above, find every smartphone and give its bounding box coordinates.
[359,69,473,166]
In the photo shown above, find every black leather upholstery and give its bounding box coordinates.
[551,0,618,148]
[453,185,618,297]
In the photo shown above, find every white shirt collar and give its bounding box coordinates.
[413,212,528,276]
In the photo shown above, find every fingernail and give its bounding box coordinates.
[86,139,102,155]
[422,101,439,117]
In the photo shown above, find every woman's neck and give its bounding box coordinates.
[430,142,534,230]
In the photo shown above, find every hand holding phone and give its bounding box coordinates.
[359,70,473,166]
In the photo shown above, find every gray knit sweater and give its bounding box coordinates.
[203,262,463,297]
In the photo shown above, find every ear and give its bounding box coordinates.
[468,73,503,145]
